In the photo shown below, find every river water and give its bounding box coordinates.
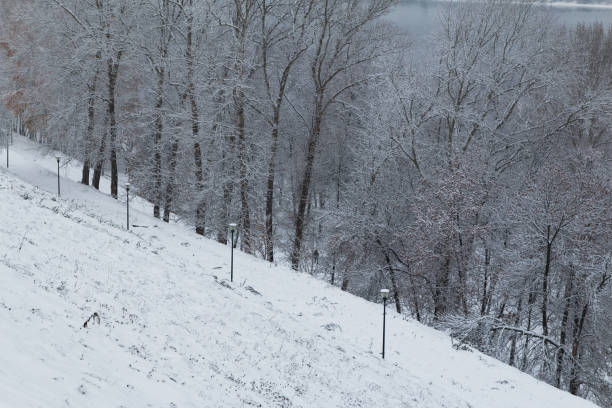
[388,0,612,35]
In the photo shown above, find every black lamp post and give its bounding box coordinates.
[229,223,237,282]
[5,129,8,168]
[125,183,130,230]
[55,156,61,196]
[381,288,389,359]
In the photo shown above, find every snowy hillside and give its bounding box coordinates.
[0,136,599,407]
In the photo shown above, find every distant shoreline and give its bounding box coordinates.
[540,1,612,9]
[391,1,612,30]
[401,0,612,10]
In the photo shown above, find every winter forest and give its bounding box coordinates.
[0,0,610,405]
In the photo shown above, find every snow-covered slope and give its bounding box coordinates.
[0,136,599,407]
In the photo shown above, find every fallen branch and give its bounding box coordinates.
[490,325,560,348]
[83,312,100,328]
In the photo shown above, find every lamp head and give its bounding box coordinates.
[229,223,237,232]
[380,289,390,299]
[125,182,130,190]
[55,156,60,163]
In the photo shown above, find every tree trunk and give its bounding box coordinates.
[410,275,422,322]
[341,276,349,291]
[153,65,165,218]
[81,160,91,186]
[433,256,450,321]
[217,181,232,245]
[376,238,401,314]
[480,247,490,315]
[163,138,179,222]
[291,96,323,270]
[389,262,402,314]
[236,88,252,254]
[217,134,235,245]
[193,139,206,234]
[521,288,537,370]
[264,105,281,262]
[509,297,523,367]
[186,3,206,236]
[330,253,336,285]
[542,225,552,337]
[92,138,106,189]
[92,114,108,190]
[456,229,469,316]
[555,269,575,388]
[107,55,120,199]
[457,263,469,316]
[82,66,99,185]
[569,301,588,395]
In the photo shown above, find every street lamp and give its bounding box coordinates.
[55,156,61,196]
[380,288,389,359]
[5,128,9,168]
[125,183,131,230]
[229,223,237,282]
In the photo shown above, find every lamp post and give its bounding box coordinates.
[55,156,61,196]
[5,128,8,168]
[229,223,237,282]
[380,288,389,359]
[125,183,130,230]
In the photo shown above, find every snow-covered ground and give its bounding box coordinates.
[0,135,599,407]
